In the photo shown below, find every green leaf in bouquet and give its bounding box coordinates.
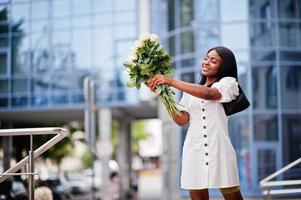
[143,57,151,64]
[123,61,134,68]
[129,66,139,76]
[141,65,150,76]
[126,79,137,88]
[155,84,166,95]
[135,75,145,89]
[138,47,146,54]
[150,43,160,54]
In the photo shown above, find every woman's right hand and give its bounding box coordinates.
[173,111,190,126]
[147,78,156,93]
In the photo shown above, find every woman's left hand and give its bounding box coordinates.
[148,74,173,90]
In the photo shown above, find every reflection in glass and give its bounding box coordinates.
[12,36,28,75]
[31,49,51,74]
[279,22,301,47]
[0,8,9,47]
[116,0,135,10]
[0,97,8,107]
[71,90,84,104]
[53,0,70,18]
[0,79,8,94]
[221,23,248,50]
[181,31,194,54]
[280,66,301,109]
[115,11,135,24]
[51,74,70,91]
[32,1,48,20]
[168,35,175,56]
[12,3,29,33]
[251,50,276,61]
[31,95,48,106]
[252,66,277,109]
[53,18,69,31]
[198,26,219,49]
[95,13,112,26]
[114,24,136,39]
[94,0,112,13]
[198,0,219,22]
[73,0,90,16]
[254,114,278,141]
[257,149,276,181]
[237,63,249,98]
[229,115,251,190]
[167,0,175,31]
[282,114,301,181]
[0,53,7,75]
[280,50,301,62]
[180,72,195,83]
[31,77,49,94]
[180,0,193,27]
[72,16,90,29]
[181,58,194,68]
[52,31,72,71]
[250,22,276,47]
[220,0,248,22]
[51,95,68,105]
[73,29,92,68]
[12,96,28,106]
[278,0,301,19]
[12,78,28,94]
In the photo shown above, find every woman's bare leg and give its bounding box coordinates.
[221,187,243,200]
[189,189,209,200]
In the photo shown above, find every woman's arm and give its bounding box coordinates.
[172,111,190,126]
[147,75,221,100]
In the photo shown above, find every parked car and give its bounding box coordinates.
[67,173,91,195]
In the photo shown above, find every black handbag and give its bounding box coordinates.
[222,85,250,116]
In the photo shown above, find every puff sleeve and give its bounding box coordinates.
[177,92,189,112]
[212,77,239,103]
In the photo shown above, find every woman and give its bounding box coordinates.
[147,46,244,200]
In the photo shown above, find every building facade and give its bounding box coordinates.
[155,0,301,196]
[0,0,139,113]
[0,0,144,198]
[1,0,300,198]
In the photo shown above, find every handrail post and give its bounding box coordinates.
[28,134,34,200]
[267,188,271,200]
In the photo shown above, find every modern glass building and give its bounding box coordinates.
[154,0,301,196]
[1,0,300,198]
[0,0,139,113]
[0,1,150,198]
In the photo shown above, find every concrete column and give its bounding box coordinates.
[159,101,181,200]
[138,0,150,34]
[117,119,132,199]
[1,122,13,171]
[98,108,113,199]
[3,136,12,170]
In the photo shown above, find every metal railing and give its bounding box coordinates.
[0,127,69,200]
[259,157,301,199]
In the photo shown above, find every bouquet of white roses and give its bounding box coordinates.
[123,33,181,117]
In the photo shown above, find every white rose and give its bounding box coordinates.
[150,34,158,42]
[131,53,138,61]
[132,46,138,54]
[140,32,150,42]
[137,40,145,48]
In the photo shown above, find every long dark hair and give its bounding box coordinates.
[199,46,238,85]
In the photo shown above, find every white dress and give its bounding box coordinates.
[178,77,240,189]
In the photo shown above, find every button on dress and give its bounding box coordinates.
[178,77,240,190]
